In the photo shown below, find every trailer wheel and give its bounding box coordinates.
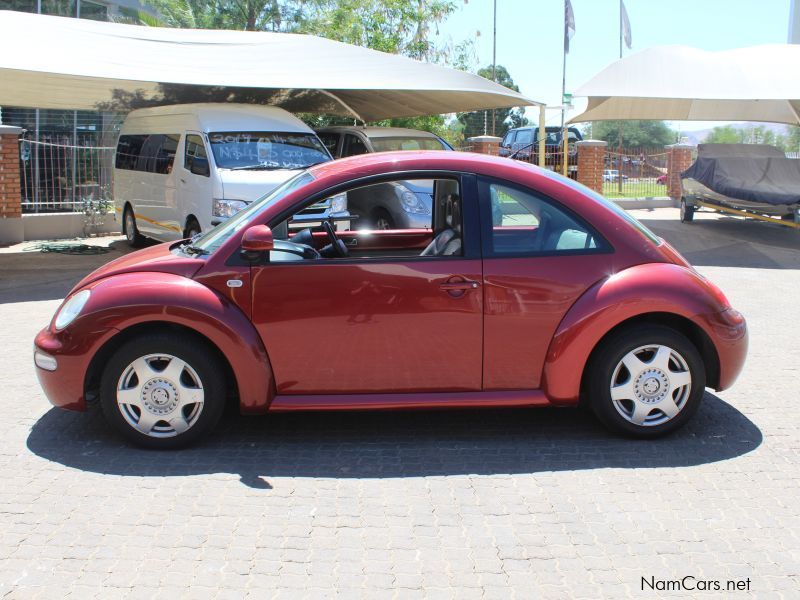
[680,199,695,223]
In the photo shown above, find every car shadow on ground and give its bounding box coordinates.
[27,392,762,488]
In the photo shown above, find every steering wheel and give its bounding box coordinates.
[322,219,349,258]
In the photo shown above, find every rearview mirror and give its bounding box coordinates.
[241,225,274,252]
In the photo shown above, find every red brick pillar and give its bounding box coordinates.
[667,144,694,202]
[466,135,501,156]
[576,140,607,195]
[0,125,24,245]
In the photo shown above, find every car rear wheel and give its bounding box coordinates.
[587,325,705,438]
[123,205,146,247]
[680,199,695,223]
[99,333,225,449]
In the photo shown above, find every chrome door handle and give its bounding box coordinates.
[439,281,480,291]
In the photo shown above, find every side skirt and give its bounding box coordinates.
[268,390,550,412]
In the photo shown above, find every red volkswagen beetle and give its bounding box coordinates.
[34,152,747,448]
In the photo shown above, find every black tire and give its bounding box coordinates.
[586,325,705,438]
[371,208,395,230]
[680,198,695,223]
[123,205,146,247]
[99,333,226,449]
[184,217,201,239]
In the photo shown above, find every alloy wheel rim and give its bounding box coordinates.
[375,217,391,230]
[116,353,204,438]
[609,344,692,427]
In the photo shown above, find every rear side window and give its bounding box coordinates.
[116,133,180,174]
[482,181,607,256]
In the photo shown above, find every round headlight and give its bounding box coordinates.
[54,289,91,330]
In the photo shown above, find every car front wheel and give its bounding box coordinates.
[587,325,705,438]
[100,333,225,449]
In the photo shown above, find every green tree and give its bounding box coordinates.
[592,120,676,147]
[704,125,746,144]
[456,65,527,139]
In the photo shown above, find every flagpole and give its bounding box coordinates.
[561,0,568,176]
[617,0,624,194]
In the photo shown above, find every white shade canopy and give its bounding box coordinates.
[570,45,800,125]
[0,11,538,121]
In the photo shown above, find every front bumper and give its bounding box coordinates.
[34,324,118,411]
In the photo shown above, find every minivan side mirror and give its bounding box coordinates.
[190,156,210,177]
[241,225,274,252]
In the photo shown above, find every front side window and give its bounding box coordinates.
[317,132,340,156]
[342,134,368,157]
[370,136,448,152]
[484,182,605,255]
[208,132,330,170]
[515,130,533,145]
[272,177,463,261]
[184,134,208,171]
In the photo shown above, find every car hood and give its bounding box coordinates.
[219,168,303,203]
[70,242,204,294]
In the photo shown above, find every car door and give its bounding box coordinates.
[178,132,213,234]
[250,174,484,395]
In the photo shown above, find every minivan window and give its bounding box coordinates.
[184,134,208,171]
[116,134,179,174]
[208,132,330,170]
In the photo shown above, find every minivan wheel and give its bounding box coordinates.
[99,333,225,449]
[184,217,201,239]
[123,206,145,247]
[587,325,705,438]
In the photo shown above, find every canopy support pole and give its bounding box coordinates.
[316,90,365,124]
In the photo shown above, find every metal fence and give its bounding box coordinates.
[19,137,114,214]
[602,147,669,198]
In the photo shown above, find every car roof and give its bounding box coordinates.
[316,126,441,139]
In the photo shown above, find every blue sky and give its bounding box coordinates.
[438,0,793,131]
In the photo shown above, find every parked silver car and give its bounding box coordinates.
[316,126,453,230]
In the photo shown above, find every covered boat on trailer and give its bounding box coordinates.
[680,143,800,227]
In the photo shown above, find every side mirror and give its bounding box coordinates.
[190,156,210,177]
[241,225,274,252]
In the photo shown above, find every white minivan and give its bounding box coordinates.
[114,103,339,246]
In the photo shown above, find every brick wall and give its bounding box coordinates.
[0,127,23,219]
[576,140,607,195]
[466,135,501,156]
[667,144,694,201]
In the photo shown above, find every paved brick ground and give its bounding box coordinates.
[1,212,798,598]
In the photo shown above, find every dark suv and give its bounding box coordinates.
[499,126,583,176]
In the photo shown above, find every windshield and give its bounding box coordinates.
[209,131,330,170]
[190,172,314,254]
[370,136,448,152]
